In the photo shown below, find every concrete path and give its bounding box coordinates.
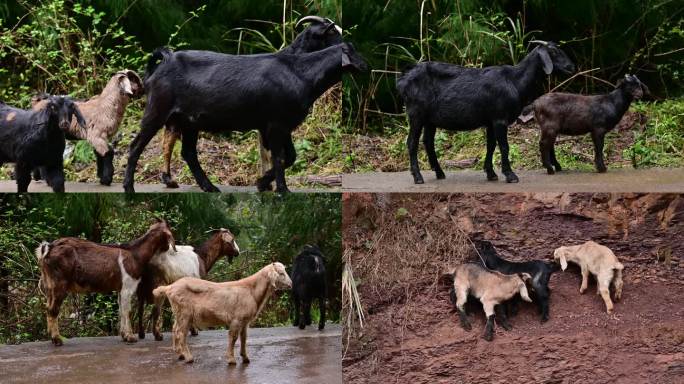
[342,168,684,193]
[0,181,336,193]
[0,325,342,384]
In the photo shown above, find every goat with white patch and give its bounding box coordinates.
[554,241,624,313]
[153,262,292,364]
[449,263,532,341]
[36,219,175,345]
[137,228,240,340]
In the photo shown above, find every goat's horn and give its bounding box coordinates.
[295,15,328,28]
[529,40,549,46]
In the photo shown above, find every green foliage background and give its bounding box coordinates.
[0,193,342,344]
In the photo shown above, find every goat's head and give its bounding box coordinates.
[45,96,86,131]
[531,40,575,75]
[114,70,144,98]
[149,218,177,252]
[292,16,343,53]
[267,262,292,290]
[209,228,240,263]
[619,74,649,100]
[553,247,570,271]
[342,42,369,73]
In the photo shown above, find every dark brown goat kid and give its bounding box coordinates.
[535,74,649,174]
[36,219,176,346]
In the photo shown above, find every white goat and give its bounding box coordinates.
[554,241,624,313]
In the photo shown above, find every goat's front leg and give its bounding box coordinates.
[591,131,607,173]
[137,290,146,340]
[15,162,32,193]
[454,287,471,331]
[598,281,614,314]
[407,115,424,184]
[292,294,301,327]
[118,284,138,343]
[494,122,518,183]
[43,164,65,193]
[539,132,556,174]
[180,129,220,192]
[123,113,164,193]
[239,326,250,364]
[423,124,445,180]
[579,265,589,294]
[494,304,512,330]
[484,125,498,181]
[152,294,165,341]
[161,128,180,188]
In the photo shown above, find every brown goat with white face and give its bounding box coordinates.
[36,219,175,346]
[554,241,624,313]
[153,262,292,364]
[32,70,143,185]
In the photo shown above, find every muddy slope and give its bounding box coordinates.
[342,193,683,384]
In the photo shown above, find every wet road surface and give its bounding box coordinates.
[342,167,684,192]
[0,181,335,193]
[0,325,341,384]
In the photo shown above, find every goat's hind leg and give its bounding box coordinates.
[540,132,556,174]
[46,288,67,346]
[494,122,518,183]
[179,128,220,192]
[482,301,496,341]
[494,304,512,331]
[407,114,425,184]
[484,125,499,181]
[239,326,250,364]
[160,127,180,188]
[550,143,562,172]
[454,287,471,331]
[15,162,32,193]
[152,294,165,341]
[423,124,445,180]
[226,323,240,365]
[318,295,326,330]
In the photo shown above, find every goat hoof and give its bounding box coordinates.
[242,356,250,364]
[123,335,138,343]
[486,172,498,181]
[546,168,555,175]
[138,332,145,340]
[504,172,519,183]
[227,358,237,365]
[100,178,113,186]
[299,324,306,330]
[154,334,164,341]
[202,184,221,193]
[597,166,607,173]
[461,322,472,331]
[412,174,424,184]
[500,323,512,331]
[318,324,325,331]
[256,177,274,192]
[435,169,446,180]
[483,333,493,342]
[276,187,291,194]
[51,337,63,346]
[178,355,185,361]
[554,165,562,172]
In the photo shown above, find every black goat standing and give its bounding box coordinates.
[397,41,575,185]
[474,240,560,322]
[290,245,327,330]
[123,17,368,193]
[535,74,649,174]
[0,96,86,192]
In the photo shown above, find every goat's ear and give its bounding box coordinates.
[519,272,532,281]
[559,251,568,271]
[268,267,278,288]
[538,47,553,75]
[342,51,351,68]
[119,76,134,96]
[73,104,87,129]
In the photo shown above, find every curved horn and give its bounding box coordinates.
[295,15,328,28]
[529,40,549,46]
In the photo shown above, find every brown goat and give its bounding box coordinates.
[137,228,241,341]
[36,219,176,346]
[32,70,143,185]
[153,262,292,364]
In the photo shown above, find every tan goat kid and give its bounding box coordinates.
[153,262,292,364]
[554,241,624,313]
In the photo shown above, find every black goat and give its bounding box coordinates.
[535,74,649,174]
[124,21,367,193]
[397,41,575,185]
[474,240,560,322]
[0,96,85,192]
[291,245,327,330]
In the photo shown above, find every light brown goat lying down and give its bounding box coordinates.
[153,262,292,364]
[554,241,624,313]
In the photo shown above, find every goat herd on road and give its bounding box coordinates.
[447,239,625,341]
[34,219,329,364]
[0,16,649,192]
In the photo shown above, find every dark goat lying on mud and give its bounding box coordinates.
[397,41,574,185]
[0,96,86,192]
[535,74,649,174]
[158,16,343,188]
[448,263,531,341]
[124,20,367,193]
[291,245,327,330]
[474,240,560,322]
[36,219,176,346]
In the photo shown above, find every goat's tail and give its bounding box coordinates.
[35,241,50,262]
[152,285,168,299]
[145,47,173,81]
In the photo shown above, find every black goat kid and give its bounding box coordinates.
[474,240,560,322]
[291,245,327,330]
[397,41,575,185]
[0,96,85,192]
[123,26,367,193]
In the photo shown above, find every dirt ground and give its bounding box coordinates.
[342,193,683,384]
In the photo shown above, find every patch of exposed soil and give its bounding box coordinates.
[342,193,684,384]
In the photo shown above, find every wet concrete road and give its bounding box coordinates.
[342,167,684,192]
[0,325,341,384]
[0,181,335,193]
